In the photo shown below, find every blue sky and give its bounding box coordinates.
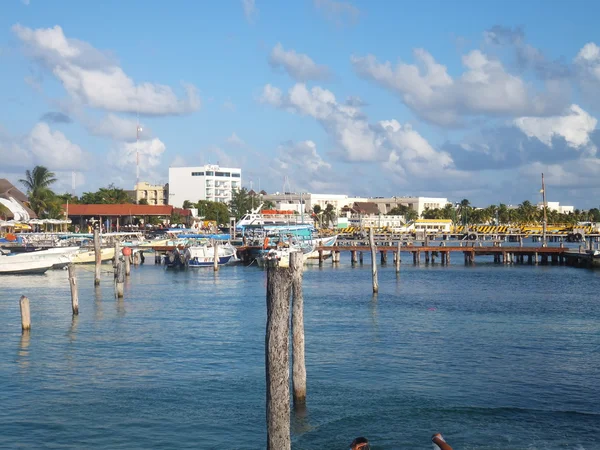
[1,0,600,207]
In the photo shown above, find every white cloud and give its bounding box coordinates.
[574,42,600,107]
[13,24,200,116]
[0,122,87,173]
[89,114,151,142]
[313,0,359,26]
[269,43,329,81]
[21,0,30,5]
[108,138,166,183]
[261,83,457,182]
[26,122,86,170]
[514,104,597,151]
[275,140,330,172]
[222,99,236,112]
[242,0,258,24]
[351,48,567,126]
[226,132,245,147]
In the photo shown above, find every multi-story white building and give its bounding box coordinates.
[538,201,574,214]
[168,165,242,207]
[261,193,448,217]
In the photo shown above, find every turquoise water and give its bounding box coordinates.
[0,257,598,449]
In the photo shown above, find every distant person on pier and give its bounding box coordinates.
[350,436,370,450]
[432,433,454,450]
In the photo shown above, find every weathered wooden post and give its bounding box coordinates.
[369,228,379,293]
[289,252,306,407]
[20,295,31,331]
[115,260,125,298]
[68,264,79,315]
[213,240,219,272]
[265,259,292,450]
[395,241,401,273]
[425,251,430,264]
[94,228,101,286]
[359,251,363,264]
[124,252,131,276]
[351,250,357,264]
[113,240,120,269]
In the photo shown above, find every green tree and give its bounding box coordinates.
[181,199,193,209]
[388,205,409,216]
[19,166,58,217]
[138,198,149,205]
[0,203,10,219]
[57,193,80,204]
[229,188,251,220]
[312,204,322,227]
[80,184,132,204]
[196,200,230,224]
[405,209,419,222]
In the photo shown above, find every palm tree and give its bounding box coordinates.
[0,203,11,219]
[322,204,337,228]
[19,166,58,217]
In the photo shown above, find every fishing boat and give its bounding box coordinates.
[184,245,235,268]
[0,252,56,274]
[71,247,116,264]
[256,239,315,268]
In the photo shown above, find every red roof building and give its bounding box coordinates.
[64,204,174,216]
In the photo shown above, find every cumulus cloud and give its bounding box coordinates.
[89,114,151,142]
[313,0,359,26]
[242,0,258,24]
[261,82,457,182]
[226,132,245,147]
[0,122,86,172]
[109,138,166,180]
[351,48,568,126]
[269,43,329,81]
[574,42,600,107]
[514,104,597,151]
[13,24,200,116]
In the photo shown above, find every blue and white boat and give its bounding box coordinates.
[183,243,236,268]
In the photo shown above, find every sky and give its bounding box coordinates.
[2,0,600,208]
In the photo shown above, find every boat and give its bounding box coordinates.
[0,253,56,274]
[304,235,338,262]
[71,247,116,264]
[184,245,235,268]
[256,240,315,268]
[235,204,314,233]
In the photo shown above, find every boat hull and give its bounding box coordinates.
[0,258,53,275]
[188,255,234,267]
[71,248,116,264]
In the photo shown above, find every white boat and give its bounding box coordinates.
[236,204,314,232]
[182,245,235,268]
[256,240,314,268]
[0,253,55,274]
[305,235,338,262]
[26,247,80,269]
[71,247,116,264]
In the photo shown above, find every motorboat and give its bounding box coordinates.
[0,252,56,274]
[71,247,116,264]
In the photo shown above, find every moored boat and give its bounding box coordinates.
[0,253,55,274]
[71,247,116,264]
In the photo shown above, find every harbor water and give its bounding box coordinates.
[0,257,598,449]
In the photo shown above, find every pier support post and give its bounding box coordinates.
[425,251,430,264]
[395,241,401,273]
[534,252,538,265]
[412,252,417,265]
[68,264,79,315]
[125,253,131,276]
[351,250,357,265]
[289,252,306,408]
[265,261,292,450]
[527,254,532,265]
[318,250,324,266]
[113,240,120,269]
[359,252,363,265]
[380,251,387,265]
[20,295,31,332]
[369,228,379,293]
[115,260,125,298]
[94,228,101,286]
[446,251,451,265]
[213,240,219,272]
[441,252,446,265]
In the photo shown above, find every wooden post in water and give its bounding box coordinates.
[115,260,125,298]
[265,260,292,450]
[94,228,101,286]
[20,295,31,331]
[213,240,219,272]
[125,253,131,276]
[369,228,379,293]
[425,251,430,264]
[113,240,120,269]
[68,264,79,315]
[395,241,401,273]
[359,252,363,264]
[289,252,306,407]
[351,250,357,264]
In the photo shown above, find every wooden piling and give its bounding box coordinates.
[125,253,131,276]
[412,252,417,265]
[68,264,79,315]
[351,250,357,264]
[20,295,31,331]
[289,252,306,407]
[265,261,292,450]
[213,240,219,272]
[359,252,363,264]
[369,228,379,293]
[318,250,324,266]
[446,251,451,265]
[94,228,101,286]
[395,241,401,273]
[425,251,430,264]
[113,240,120,269]
[380,250,387,264]
[441,252,446,265]
[115,260,125,298]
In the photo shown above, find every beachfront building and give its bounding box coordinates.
[168,165,242,207]
[127,181,167,205]
[538,201,574,214]
[0,178,36,221]
[364,197,449,216]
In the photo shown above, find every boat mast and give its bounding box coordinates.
[541,172,548,247]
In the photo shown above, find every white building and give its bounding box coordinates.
[538,201,574,214]
[168,165,242,207]
[261,193,448,217]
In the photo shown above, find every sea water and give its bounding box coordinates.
[0,256,598,449]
